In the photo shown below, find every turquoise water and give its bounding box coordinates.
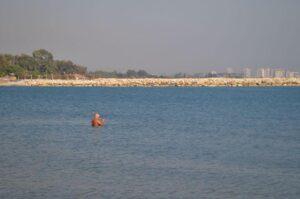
[0,87,299,198]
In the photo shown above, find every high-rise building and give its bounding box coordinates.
[257,68,265,78]
[206,70,218,77]
[264,68,272,77]
[274,69,286,78]
[225,67,234,77]
[243,68,251,78]
[286,71,299,78]
[226,67,234,74]
[257,68,273,78]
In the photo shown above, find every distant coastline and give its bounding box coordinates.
[1,78,300,87]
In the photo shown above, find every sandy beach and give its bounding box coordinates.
[1,78,300,87]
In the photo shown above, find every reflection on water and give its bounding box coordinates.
[0,87,300,198]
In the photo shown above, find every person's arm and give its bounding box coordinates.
[97,118,104,126]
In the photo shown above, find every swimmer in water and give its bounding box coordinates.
[91,112,104,127]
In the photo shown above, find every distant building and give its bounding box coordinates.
[274,69,286,78]
[265,68,272,77]
[226,67,234,74]
[243,68,252,78]
[286,71,299,78]
[257,68,273,78]
[193,73,206,78]
[256,68,263,78]
[257,68,266,78]
[207,70,218,77]
[225,67,236,77]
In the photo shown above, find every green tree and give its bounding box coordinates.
[137,70,151,77]
[32,49,56,74]
[1,49,88,78]
[174,73,186,78]
[56,60,87,75]
[126,69,137,77]
[32,49,53,62]
[0,54,13,76]
[3,54,15,65]
[16,54,39,72]
[31,70,41,78]
[6,65,27,79]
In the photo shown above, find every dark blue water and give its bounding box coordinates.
[0,87,299,198]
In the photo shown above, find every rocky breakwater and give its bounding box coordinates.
[1,78,300,87]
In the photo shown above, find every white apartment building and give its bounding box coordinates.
[243,68,251,78]
[274,69,286,78]
[256,68,273,78]
[286,71,299,78]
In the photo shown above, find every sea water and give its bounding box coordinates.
[0,87,299,198]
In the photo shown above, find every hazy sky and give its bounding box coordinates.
[0,0,299,73]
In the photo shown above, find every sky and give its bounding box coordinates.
[0,0,300,74]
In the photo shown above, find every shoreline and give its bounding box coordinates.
[1,78,300,87]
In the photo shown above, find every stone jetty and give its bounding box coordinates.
[1,78,300,87]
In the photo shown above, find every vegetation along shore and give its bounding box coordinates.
[1,49,299,87]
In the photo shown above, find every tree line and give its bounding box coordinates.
[1,49,223,79]
[89,69,156,78]
[0,49,87,79]
[0,49,158,79]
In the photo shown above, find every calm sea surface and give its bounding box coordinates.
[0,87,299,198]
